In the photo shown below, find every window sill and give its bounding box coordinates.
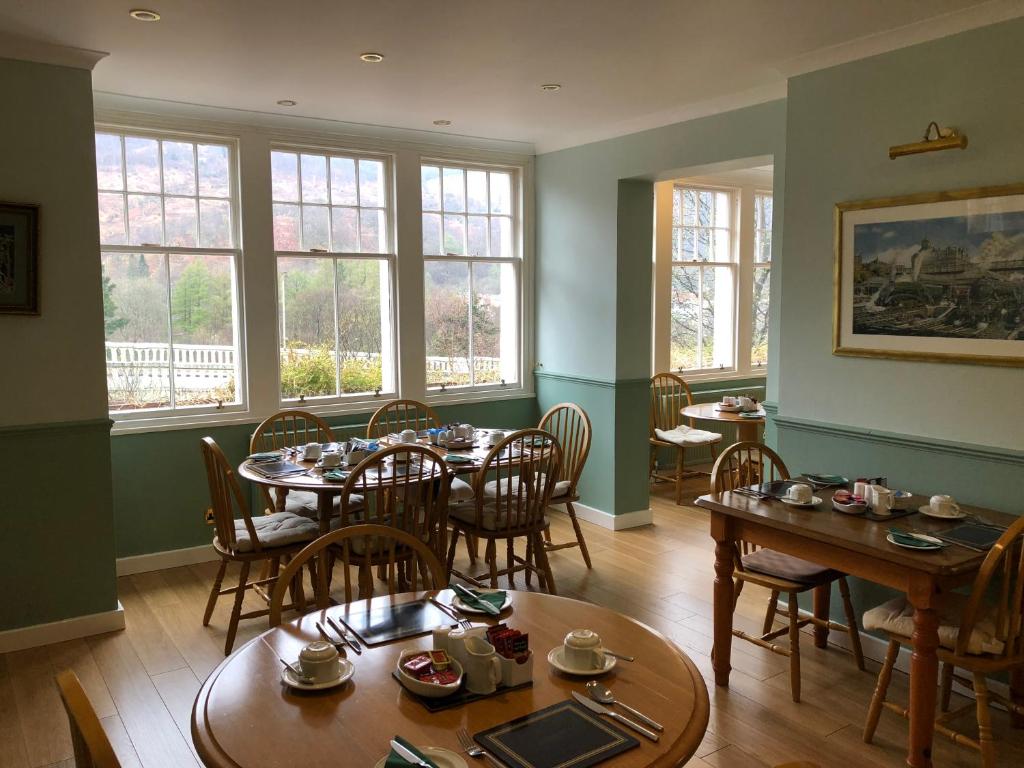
[425,387,534,407]
[110,409,257,436]
[668,369,768,386]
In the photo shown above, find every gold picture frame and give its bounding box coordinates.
[833,183,1024,367]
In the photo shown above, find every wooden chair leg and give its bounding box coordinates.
[838,577,865,670]
[486,540,498,588]
[864,639,900,743]
[224,561,251,656]
[534,533,557,595]
[974,673,997,768]
[543,525,552,544]
[525,535,534,588]
[506,539,515,589]
[565,502,592,568]
[674,448,685,505]
[204,558,227,626]
[939,662,953,713]
[787,590,801,703]
[763,590,779,635]
[446,528,460,577]
[465,534,479,564]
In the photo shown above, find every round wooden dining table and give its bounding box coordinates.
[681,402,765,443]
[191,590,710,768]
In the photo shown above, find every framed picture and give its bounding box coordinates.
[0,202,39,315]
[834,184,1024,367]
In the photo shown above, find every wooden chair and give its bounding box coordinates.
[56,670,121,768]
[447,429,562,593]
[268,524,448,626]
[710,442,865,702]
[366,399,441,439]
[250,409,335,517]
[539,402,593,568]
[200,436,319,654]
[650,372,722,505]
[863,514,1024,767]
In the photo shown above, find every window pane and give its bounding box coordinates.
[271,151,299,202]
[682,189,697,226]
[421,165,441,211]
[337,259,389,394]
[98,193,127,245]
[489,216,512,258]
[670,265,734,370]
[424,260,470,387]
[444,214,466,256]
[197,144,230,198]
[162,141,196,196]
[359,159,384,207]
[96,134,123,191]
[332,207,359,252]
[472,261,517,385]
[756,229,772,264]
[751,266,771,367]
[124,137,160,193]
[273,203,300,250]
[671,189,681,226]
[467,216,488,257]
[127,194,162,244]
[713,191,730,229]
[489,172,511,215]
[302,205,330,250]
[330,157,358,206]
[359,208,386,253]
[300,154,329,204]
[169,254,238,406]
[467,171,488,214]
[442,167,465,212]
[422,213,442,256]
[670,266,699,371]
[278,257,338,399]
[164,197,197,247]
[199,199,232,248]
[102,252,171,410]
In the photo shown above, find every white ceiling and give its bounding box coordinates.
[1,0,1019,153]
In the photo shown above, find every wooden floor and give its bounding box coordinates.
[4,474,1023,768]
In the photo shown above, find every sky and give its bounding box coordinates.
[855,210,1024,267]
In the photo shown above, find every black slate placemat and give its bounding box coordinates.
[474,701,639,768]
[336,600,454,646]
[391,671,532,712]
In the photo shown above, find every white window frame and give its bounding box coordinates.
[95,124,249,426]
[270,143,399,411]
[751,189,773,370]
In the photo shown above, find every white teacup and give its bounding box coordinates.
[346,449,367,466]
[722,396,737,406]
[454,424,473,440]
[738,396,756,412]
[320,452,342,468]
[563,629,605,671]
[398,428,418,444]
[785,483,813,504]
[486,430,505,447]
[929,494,961,517]
[298,640,339,683]
[463,637,502,694]
[302,442,322,461]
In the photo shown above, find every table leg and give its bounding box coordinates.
[711,516,735,687]
[907,586,940,768]
[736,422,759,443]
[812,585,831,649]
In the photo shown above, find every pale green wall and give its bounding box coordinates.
[0,59,118,630]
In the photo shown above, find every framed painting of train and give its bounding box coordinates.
[834,184,1024,367]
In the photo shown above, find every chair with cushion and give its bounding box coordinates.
[201,436,319,654]
[710,442,864,702]
[447,429,562,593]
[863,514,1024,767]
[250,409,337,518]
[650,372,723,505]
[367,398,441,439]
[268,524,448,625]
[56,669,121,768]
[539,402,593,568]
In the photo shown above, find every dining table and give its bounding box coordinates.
[680,402,764,443]
[191,589,710,768]
[696,485,1022,768]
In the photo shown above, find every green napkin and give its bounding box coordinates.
[445,454,474,464]
[461,587,507,611]
[385,736,440,767]
[888,528,944,548]
[323,469,349,482]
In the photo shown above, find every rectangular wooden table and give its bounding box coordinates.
[696,488,1020,768]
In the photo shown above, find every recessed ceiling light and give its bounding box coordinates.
[433,119,451,126]
[276,99,297,107]
[129,8,161,21]
[360,52,385,63]
[540,83,561,91]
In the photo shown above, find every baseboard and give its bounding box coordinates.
[116,543,218,576]
[0,603,125,653]
[560,502,653,530]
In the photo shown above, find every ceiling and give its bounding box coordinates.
[0,0,1016,152]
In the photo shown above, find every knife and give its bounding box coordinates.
[326,616,362,654]
[572,691,660,741]
[389,739,432,767]
[451,583,501,616]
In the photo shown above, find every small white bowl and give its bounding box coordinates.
[395,651,463,698]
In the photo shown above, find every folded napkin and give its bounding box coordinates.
[386,736,439,768]
[248,451,282,461]
[655,425,722,446]
[323,469,349,482]
[460,587,507,611]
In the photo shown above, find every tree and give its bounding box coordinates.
[102,268,128,337]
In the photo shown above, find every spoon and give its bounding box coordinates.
[586,680,664,731]
[278,656,313,683]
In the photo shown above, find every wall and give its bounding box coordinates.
[535,99,786,519]
[0,57,119,631]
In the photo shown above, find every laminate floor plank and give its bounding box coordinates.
[45,638,116,719]
[5,647,72,767]
[99,714,144,768]
[0,657,31,768]
[117,579,188,677]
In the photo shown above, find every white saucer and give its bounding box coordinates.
[452,588,512,615]
[280,657,354,690]
[887,532,944,551]
[715,404,743,412]
[374,747,467,768]
[546,646,617,676]
[780,496,822,508]
[918,504,968,521]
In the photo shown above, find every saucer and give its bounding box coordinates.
[715,404,743,413]
[452,588,512,615]
[374,748,467,768]
[918,504,968,521]
[546,646,617,676]
[780,496,822,508]
[280,657,354,690]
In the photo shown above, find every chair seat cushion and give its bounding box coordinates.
[219,512,319,553]
[449,477,475,502]
[547,480,573,502]
[482,474,562,499]
[863,595,1005,656]
[741,549,840,584]
[655,426,723,447]
[449,500,547,532]
[284,490,363,518]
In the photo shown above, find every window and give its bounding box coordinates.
[96,130,243,415]
[271,149,395,403]
[420,163,520,391]
[752,192,773,367]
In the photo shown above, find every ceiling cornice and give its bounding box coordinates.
[0,31,107,71]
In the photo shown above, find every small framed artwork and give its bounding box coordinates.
[0,202,40,315]
[834,184,1024,367]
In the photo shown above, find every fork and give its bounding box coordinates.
[456,727,504,767]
